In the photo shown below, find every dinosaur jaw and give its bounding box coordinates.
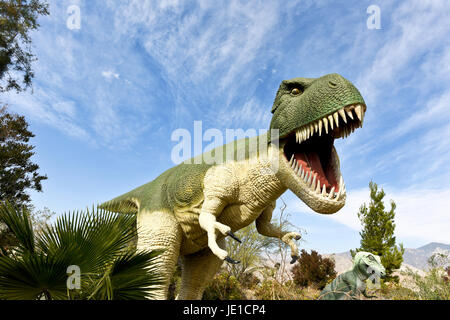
[276,104,366,214]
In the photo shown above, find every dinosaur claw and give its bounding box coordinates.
[290,255,299,264]
[225,256,241,264]
[226,231,242,243]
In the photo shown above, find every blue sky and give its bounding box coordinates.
[3,0,450,253]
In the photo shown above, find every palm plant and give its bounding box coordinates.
[0,202,163,300]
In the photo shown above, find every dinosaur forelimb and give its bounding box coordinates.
[281,232,302,263]
[256,203,302,263]
[199,211,231,260]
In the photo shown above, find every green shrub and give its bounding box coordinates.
[379,282,416,300]
[240,271,260,289]
[406,268,450,300]
[202,272,246,300]
[291,249,337,290]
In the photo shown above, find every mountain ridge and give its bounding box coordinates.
[325,242,449,272]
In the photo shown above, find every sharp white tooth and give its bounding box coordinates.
[328,187,335,199]
[296,131,299,143]
[355,105,363,122]
[314,122,319,133]
[311,174,316,188]
[333,112,339,128]
[323,117,329,134]
[322,184,326,196]
[338,109,347,123]
[328,115,334,130]
[346,109,354,120]
[310,124,315,137]
[297,164,302,175]
[315,179,321,193]
[339,176,343,188]
[306,127,310,139]
[307,172,312,185]
[361,107,365,126]
[290,154,294,164]
[318,120,323,136]
[301,169,305,179]
[292,160,297,170]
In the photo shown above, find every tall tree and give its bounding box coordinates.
[351,181,404,282]
[0,105,47,205]
[0,0,49,92]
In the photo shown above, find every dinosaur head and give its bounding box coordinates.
[269,73,366,214]
[353,252,386,280]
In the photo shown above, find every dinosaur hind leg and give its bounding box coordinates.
[137,209,182,300]
[176,238,225,300]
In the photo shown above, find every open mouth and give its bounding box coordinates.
[282,104,366,201]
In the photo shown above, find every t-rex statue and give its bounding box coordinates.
[102,73,367,299]
[320,252,386,300]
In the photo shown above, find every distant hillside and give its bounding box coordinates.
[403,242,450,270]
[325,242,450,273]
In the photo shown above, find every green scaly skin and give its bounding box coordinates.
[320,252,386,300]
[101,73,367,299]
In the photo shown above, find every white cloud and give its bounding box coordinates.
[286,187,450,245]
[52,101,77,118]
[5,90,90,141]
[356,0,450,106]
[215,98,271,129]
[101,70,120,80]
[387,90,450,139]
[110,0,295,125]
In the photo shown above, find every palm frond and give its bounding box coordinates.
[88,250,164,300]
[0,202,162,300]
[36,206,137,273]
[0,253,70,300]
[0,202,35,254]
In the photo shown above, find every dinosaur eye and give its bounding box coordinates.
[368,255,376,262]
[291,88,302,95]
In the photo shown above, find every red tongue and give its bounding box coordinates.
[294,151,338,192]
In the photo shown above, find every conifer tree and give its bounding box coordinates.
[351,181,404,282]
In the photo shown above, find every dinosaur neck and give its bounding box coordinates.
[353,264,368,281]
[242,146,287,211]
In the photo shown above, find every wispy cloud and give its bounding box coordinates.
[101,70,120,80]
[285,185,450,245]
[5,90,90,141]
